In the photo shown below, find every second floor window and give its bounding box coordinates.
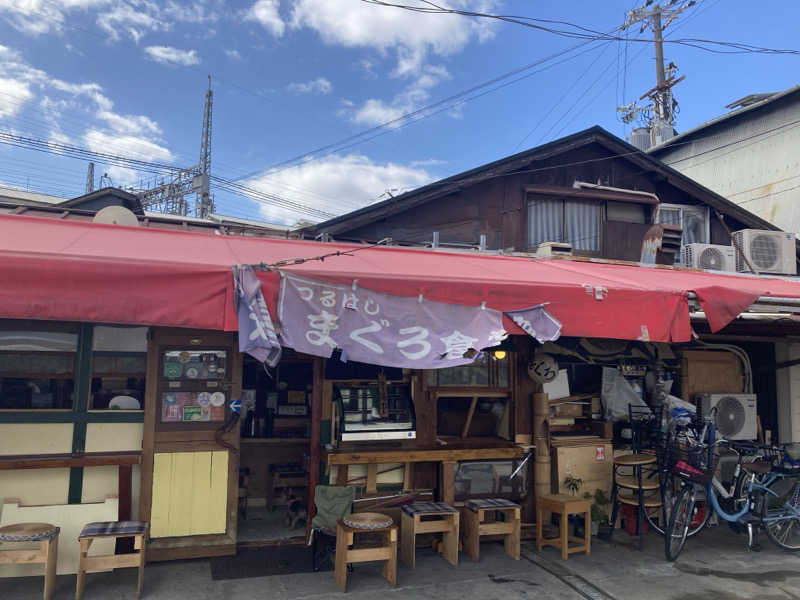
[528,197,602,252]
[655,204,709,246]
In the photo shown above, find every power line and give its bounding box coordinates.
[361,0,800,55]
[0,131,336,221]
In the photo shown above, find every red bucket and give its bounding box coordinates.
[621,504,649,535]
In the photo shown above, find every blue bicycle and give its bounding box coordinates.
[664,414,800,561]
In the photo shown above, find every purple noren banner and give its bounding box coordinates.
[277,273,507,370]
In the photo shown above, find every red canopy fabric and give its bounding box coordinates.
[1,213,798,341]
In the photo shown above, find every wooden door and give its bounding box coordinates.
[140,328,242,561]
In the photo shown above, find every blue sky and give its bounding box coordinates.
[0,0,798,225]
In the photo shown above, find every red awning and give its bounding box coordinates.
[1,213,799,341]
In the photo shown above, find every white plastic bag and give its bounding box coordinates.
[601,367,651,421]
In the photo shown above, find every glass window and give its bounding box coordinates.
[607,201,646,224]
[426,353,509,387]
[90,326,147,410]
[655,204,709,262]
[528,198,563,247]
[565,199,602,251]
[0,321,78,409]
[528,197,602,252]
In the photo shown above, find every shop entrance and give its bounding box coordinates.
[237,352,312,545]
[140,328,242,561]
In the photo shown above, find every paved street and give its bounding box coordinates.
[5,526,800,599]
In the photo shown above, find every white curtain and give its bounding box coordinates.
[566,200,602,251]
[528,198,563,247]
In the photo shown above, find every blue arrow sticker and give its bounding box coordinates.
[229,398,241,414]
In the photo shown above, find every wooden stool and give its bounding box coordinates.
[0,522,59,600]
[76,521,148,600]
[334,512,397,592]
[536,494,591,560]
[462,498,520,561]
[266,463,307,511]
[400,502,459,568]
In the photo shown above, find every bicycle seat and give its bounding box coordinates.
[741,461,772,474]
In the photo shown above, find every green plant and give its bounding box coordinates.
[585,488,610,524]
[563,474,583,496]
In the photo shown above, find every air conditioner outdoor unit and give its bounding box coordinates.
[732,229,796,275]
[682,243,736,272]
[535,241,572,258]
[698,393,757,441]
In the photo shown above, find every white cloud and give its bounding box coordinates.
[84,128,174,166]
[246,0,284,36]
[352,63,451,126]
[245,153,433,224]
[144,45,200,67]
[0,0,107,35]
[0,78,33,118]
[287,77,332,95]
[0,45,175,187]
[290,0,498,73]
[224,48,243,61]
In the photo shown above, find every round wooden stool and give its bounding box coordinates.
[0,522,60,600]
[610,452,661,548]
[335,512,397,592]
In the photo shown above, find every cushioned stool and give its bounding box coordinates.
[76,520,148,600]
[536,494,591,560]
[334,512,397,592]
[400,502,459,568]
[462,498,520,561]
[0,522,59,600]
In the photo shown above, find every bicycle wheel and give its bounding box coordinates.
[665,484,694,561]
[762,476,800,550]
[647,474,709,537]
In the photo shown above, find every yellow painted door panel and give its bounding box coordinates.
[150,451,229,538]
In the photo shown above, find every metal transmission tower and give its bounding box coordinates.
[135,78,214,218]
[85,162,94,194]
[616,1,693,148]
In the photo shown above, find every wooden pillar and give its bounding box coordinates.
[307,357,324,521]
[533,391,551,510]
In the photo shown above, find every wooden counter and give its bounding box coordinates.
[322,440,524,504]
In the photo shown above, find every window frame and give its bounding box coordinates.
[654,203,711,262]
[526,194,605,256]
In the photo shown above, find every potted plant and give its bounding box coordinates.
[563,474,583,496]
[584,489,612,537]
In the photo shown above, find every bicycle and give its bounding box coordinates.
[663,415,800,561]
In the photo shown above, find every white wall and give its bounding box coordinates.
[775,342,800,443]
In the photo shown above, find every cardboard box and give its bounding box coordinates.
[552,442,613,501]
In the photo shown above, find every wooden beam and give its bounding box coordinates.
[0,451,142,470]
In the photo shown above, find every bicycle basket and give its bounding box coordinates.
[670,438,717,484]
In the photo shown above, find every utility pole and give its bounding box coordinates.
[85,162,95,194]
[617,1,694,148]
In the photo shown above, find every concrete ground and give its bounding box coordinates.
[5,525,800,600]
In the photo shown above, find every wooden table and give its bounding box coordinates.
[322,443,524,504]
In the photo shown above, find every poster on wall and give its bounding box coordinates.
[162,391,225,423]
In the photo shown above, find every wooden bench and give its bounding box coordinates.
[76,520,148,600]
[462,498,520,561]
[0,522,59,600]
[536,494,591,560]
[400,502,459,568]
[334,513,397,592]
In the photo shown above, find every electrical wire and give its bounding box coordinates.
[361,0,800,55]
